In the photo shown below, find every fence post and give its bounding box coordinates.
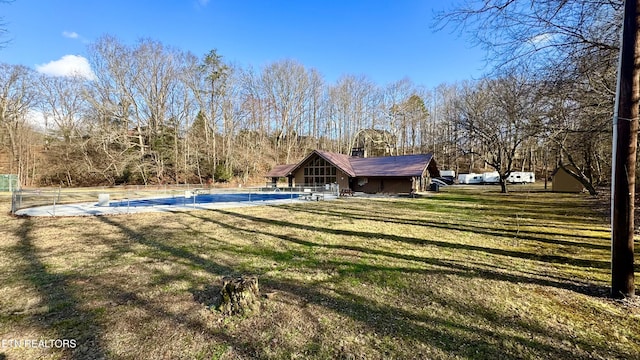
[11,190,16,214]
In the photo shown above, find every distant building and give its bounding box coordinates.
[265,149,439,193]
[551,166,585,193]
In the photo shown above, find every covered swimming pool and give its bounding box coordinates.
[12,187,338,217]
[107,192,300,207]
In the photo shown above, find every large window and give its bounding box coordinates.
[303,157,337,185]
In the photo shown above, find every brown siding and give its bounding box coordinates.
[294,169,304,187]
[552,168,584,193]
[336,170,349,190]
[353,177,413,193]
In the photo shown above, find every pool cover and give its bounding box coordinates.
[107,192,300,207]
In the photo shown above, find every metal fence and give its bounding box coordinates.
[10,184,339,215]
[0,174,19,192]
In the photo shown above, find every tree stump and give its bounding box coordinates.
[218,275,260,315]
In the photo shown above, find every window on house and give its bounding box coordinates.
[303,157,338,186]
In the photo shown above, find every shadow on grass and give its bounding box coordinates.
[191,283,222,309]
[96,215,235,276]
[186,210,609,298]
[95,275,262,359]
[404,192,607,230]
[260,277,602,359]
[356,202,609,238]
[12,219,106,359]
[94,213,604,358]
[281,203,611,250]
[203,208,612,271]
[93,215,265,358]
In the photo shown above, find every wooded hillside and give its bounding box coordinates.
[0,1,623,191]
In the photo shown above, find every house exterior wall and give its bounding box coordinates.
[552,168,584,193]
[292,155,349,190]
[352,177,413,193]
[336,171,350,190]
[293,168,304,187]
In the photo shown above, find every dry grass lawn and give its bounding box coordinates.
[0,185,638,359]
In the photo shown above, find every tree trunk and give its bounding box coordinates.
[499,177,508,194]
[218,276,260,315]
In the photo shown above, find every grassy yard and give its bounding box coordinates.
[0,185,638,359]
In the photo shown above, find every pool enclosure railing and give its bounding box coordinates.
[10,184,339,215]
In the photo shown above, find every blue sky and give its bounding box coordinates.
[1,0,487,88]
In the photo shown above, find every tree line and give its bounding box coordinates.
[0,0,622,194]
[0,35,440,188]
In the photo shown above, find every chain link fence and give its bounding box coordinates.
[11,184,339,216]
[0,174,19,191]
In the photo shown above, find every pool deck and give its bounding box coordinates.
[15,195,338,217]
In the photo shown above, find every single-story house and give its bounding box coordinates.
[551,165,585,193]
[265,150,439,193]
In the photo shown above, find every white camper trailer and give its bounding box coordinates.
[458,173,483,184]
[482,171,500,184]
[507,171,535,184]
[440,170,456,179]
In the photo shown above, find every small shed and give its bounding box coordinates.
[551,166,585,193]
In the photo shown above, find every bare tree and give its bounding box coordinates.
[539,77,609,195]
[304,68,326,151]
[86,35,147,183]
[0,0,13,50]
[236,66,274,181]
[0,63,38,184]
[455,73,542,193]
[424,84,462,171]
[383,79,414,156]
[38,74,89,185]
[87,36,195,184]
[436,0,622,72]
[437,0,622,188]
[394,93,428,155]
[219,65,246,182]
[326,75,380,154]
[260,59,311,163]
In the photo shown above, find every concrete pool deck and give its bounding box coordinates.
[15,195,338,217]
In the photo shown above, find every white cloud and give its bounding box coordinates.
[62,31,79,39]
[62,31,89,44]
[36,55,96,81]
[26,110,48,131]
[198,0,210,6]
[529,33,553,45]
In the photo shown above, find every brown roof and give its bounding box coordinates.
[268,150,436,179]
[350,154,434,177]
[265,163,297,177]
[314,150,356,177]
